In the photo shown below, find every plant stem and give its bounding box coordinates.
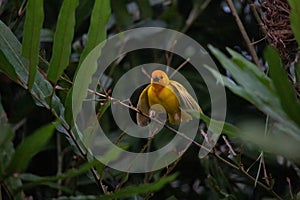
[226,0,261,68]
[213,152,282,200]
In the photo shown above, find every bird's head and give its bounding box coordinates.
[151,70,170,86]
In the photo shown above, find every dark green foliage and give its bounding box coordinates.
[0,0,300,199]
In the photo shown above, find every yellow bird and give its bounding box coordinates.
[137,70,202,126]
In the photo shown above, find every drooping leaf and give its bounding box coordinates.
[64,0,110,125]
[0,19,68,131]
[6,123,56,174]
[207,45,300,138]
[265,46,300,127]
[71,45,104,127]
[47,0,79,84]
[22,0,44,89]
[78,0,111,65]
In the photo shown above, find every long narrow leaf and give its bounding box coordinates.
[47,0,79,84]
[65,0,111,124]
[207,46,300,137]
[6,123,56,175]
[0,20,28,86]
[0,50,19,83]
[265,46,300,127]
[288,0,300,45]
[22,0,44,90]
[78,0,111,65]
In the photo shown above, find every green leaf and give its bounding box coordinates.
[207,45,300,138]
[0,113,14,150]
[97,174,177,200]
[288,0,300,46]
[75,0,94,30]
[0,20,28,86]
[265,46,300,127]
[78,0,111,65]
[72,44,103,125]
[0,21,58,108]
[6,123,56,175]
[238,121,300,159]
[47,0,79,84]
[0,50,19,83]
[189,110,240,138]
[0,95,14,176]
[22,0,44,90]
[67,0,111,124]
[16,159,100,192]
[228,48,275,93]
[208,46,282,117]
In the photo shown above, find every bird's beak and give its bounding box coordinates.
[152,76,159,83]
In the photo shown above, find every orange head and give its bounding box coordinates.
[151,70,170,86]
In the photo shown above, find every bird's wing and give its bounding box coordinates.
[136,85,151,126]
[170,80,202,113]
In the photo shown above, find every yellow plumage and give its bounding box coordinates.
[137,70,202,126]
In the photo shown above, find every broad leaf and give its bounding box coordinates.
[6,123,56,174]
[207,46,300,138]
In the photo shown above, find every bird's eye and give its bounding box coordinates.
[160,76,163,79]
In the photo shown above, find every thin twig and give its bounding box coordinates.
[255,152,263,187]
[89,89,211,152]
[261,155,270,187]
[181,0,212,33]
[91,87,283,199]
[222,135,237,156]
[214,153,282,200]
[0,180,14,200]
[226,0,261,68]
[286,177,294,199]
[247,0,266,34]
[169,58,190,79]
[165,40,177,68]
